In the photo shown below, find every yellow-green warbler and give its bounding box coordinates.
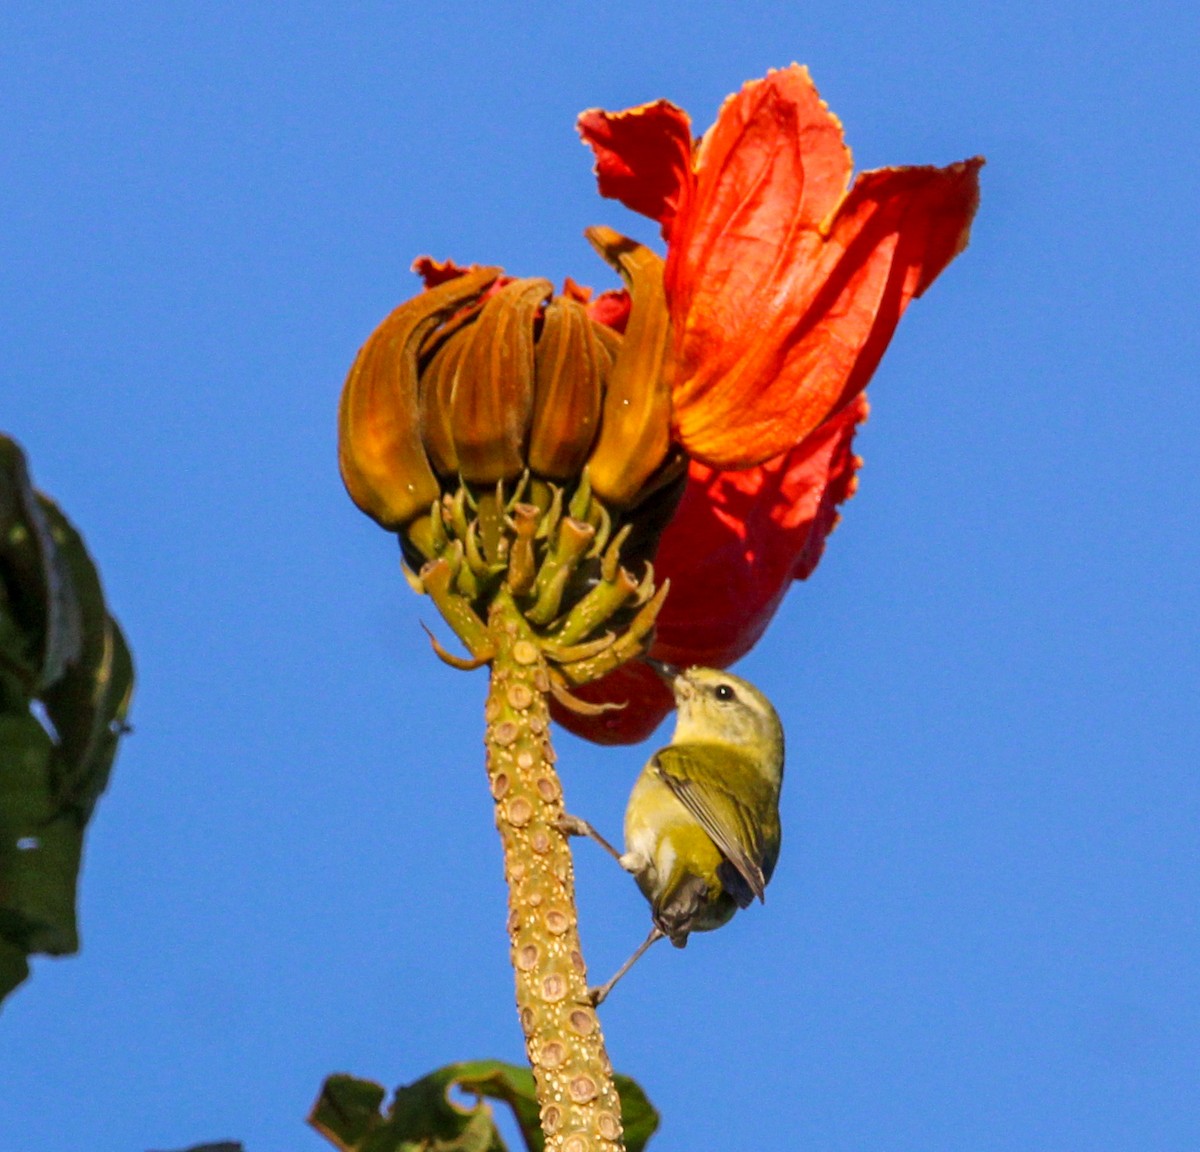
[563,665,785,1003]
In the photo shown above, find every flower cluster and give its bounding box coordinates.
[338,64,981,740]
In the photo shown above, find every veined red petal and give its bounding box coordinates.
[665,65,851,324]
[672,155,981,467]
[553,394,867,745]
[577,100,695,238]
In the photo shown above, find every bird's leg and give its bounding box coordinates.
[588,927,666,1006]
[555,813,623,863]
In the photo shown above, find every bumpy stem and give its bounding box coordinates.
[484,588,624,1152]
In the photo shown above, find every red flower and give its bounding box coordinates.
[556,67,981,743]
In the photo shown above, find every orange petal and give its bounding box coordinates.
[672,155,982,467]
[665,65,852,325]
[577,100,695,238]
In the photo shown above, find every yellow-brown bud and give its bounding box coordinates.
[338,267,500,528]
[582,227,673,508]
[451,278,552,484]
[529,297,604,480]
[340,232,678,558]
[419,321,471,477]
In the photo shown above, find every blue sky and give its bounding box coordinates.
[3,2,1199,1150]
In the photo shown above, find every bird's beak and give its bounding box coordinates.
[643,657,681,684]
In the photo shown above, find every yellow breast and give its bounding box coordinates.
[621,769,725,906]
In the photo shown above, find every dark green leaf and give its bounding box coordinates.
[309,1075,388,1150]
[0,712,75,947]
[0,713,82,959]
[444,1062,541,1152]
[0,935,30,1003]
[0,580,32,712]
[0,434,83,692]
[612,1074,659,1152]
[310,1068,507,1152]
[0,437,136,1008]
[38,497,134,819]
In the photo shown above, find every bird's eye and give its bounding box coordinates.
[714,683,737,702]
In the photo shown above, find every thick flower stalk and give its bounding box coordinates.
[484,593,623,1151]
[337,63,981,1152]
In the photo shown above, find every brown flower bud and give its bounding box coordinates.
[529,297,604,479]
[338,267,500,528]
[419,325,468,478]
[582,226,673,507]
[451,278,552,484]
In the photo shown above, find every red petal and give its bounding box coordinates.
[561,277,593,304]
[651,393,868,669]
[793,394,867,580]
[809,160,984,421]
[586,288,631,333]
[577,100,695,238]
[672,157,982,466]
[549,660,676,745]
[412,256,475,288]
[665,64,982,468]
[413,257,519,306]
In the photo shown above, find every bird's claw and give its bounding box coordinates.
[554,813,623,862]
[553,813,591,838]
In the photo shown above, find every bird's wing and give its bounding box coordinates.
[653,744,769,904]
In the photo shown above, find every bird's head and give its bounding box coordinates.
[670,667,785,782]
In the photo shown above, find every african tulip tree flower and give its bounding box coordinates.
[338,66,980,741]
[339,66,980,737]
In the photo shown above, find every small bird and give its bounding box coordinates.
[563,665,785,1003]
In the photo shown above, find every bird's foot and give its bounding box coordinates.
[553,813,622,862]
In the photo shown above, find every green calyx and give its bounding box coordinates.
[401,467,683,708]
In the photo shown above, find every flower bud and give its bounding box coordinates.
[419,323,469,477]
[582,227,673,507]
[529,297,604,479]
[451,278,552,484]
[338,267,500,528]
